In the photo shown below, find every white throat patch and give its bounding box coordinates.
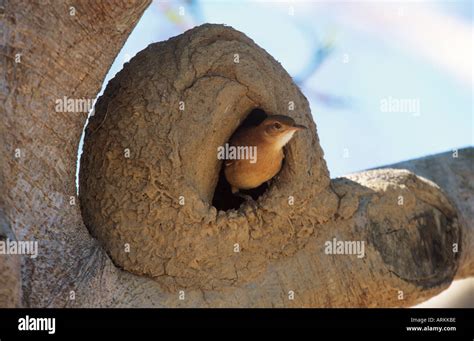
[276,130,296,149]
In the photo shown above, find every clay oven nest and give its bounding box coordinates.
[79,24,337,291]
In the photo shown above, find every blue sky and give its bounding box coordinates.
[90,0,473,178]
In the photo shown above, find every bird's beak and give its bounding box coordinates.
[292,124,307,131]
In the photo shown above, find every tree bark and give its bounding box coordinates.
[381,148,473,279]
[0,0,151,307]
[0,1,472,308]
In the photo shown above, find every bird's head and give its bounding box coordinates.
[260,115,307,148]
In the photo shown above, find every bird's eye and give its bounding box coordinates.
[273,122,282,130]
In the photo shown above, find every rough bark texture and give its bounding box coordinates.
[383,148,473,279]
[0,0,151,307]
[0,209,21,307]
[1,3,472,308]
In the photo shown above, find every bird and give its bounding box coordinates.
[224,114,307,198]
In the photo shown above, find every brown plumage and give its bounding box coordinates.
[224,115,306,194]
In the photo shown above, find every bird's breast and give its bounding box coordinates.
[224,145,283,190]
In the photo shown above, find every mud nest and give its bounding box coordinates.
[79,24,338,291]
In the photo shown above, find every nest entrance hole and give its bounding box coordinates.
[211,108,270,211]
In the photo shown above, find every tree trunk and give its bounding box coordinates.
[0,0,151,307]
[1,1,472,308]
